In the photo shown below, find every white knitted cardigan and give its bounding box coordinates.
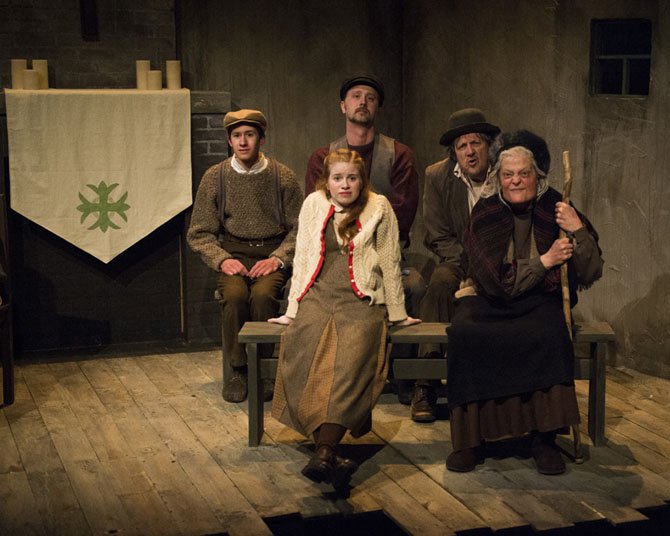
[286,190,407,322]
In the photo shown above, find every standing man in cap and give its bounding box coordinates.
[188,109,302,403]
[305,74,424,404]
[410,108,500,422]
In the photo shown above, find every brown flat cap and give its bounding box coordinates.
[439,108,500,146]
[224,109,267,131]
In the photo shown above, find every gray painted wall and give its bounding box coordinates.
[179,0,405,175]
[403,0,669,377]
[179,0,669,377]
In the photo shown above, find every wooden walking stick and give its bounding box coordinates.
[560,151,573,341]
[561,150,583,463]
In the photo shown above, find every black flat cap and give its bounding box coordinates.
[339,74,385,106]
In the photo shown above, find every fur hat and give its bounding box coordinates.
[439,108,500,147]
[489,130,551,174]
[339,74,385,106]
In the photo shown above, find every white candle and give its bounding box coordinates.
[136,60,150,89]
[32,59,49,89]
[23,69,40,90]
[11,59,27,89]
[147,70,162,90]
[166,60,181,90]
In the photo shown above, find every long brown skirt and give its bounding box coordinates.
[449,383,580,451]
[272,222,388,438]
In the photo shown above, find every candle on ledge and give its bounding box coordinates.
[147,70,162,90]
[166,60,181,90]
[136,60,150,89]
[23,69,40,90]
[11,59,27,89]
[32,59,49,89]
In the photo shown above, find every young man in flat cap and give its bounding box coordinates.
[411,108,501,422]
[188,109,302,403]
[304,74,424,404]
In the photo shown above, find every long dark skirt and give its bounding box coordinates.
[447,292,580,451]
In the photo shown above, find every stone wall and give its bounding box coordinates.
[0,0,231,353]
[402,0,670,378]
[0,0,177,89]
[184,100,231,344]
[1,0,668,376]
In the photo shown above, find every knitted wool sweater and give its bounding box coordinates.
[286,190,408,322]
[187,157,302,271]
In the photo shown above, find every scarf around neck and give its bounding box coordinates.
[464,187,598,302]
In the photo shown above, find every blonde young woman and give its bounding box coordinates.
[269,149,420,489]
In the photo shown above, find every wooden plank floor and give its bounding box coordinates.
[1,350,670,535]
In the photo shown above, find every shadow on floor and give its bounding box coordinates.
[263,510,409,536]
[236,499,670,536]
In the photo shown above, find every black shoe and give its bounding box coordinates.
[411,385,437,422]
[531,432,566,475]
[332,455,358,489]
[222,369,248,403]
[262,378,274,402]
[396,380,414,405]
[301,445,336,484]
[446,448,478,472]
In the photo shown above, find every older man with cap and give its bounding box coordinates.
[305,74,423,404]
[410,108,501,422]
[188,109,302,403]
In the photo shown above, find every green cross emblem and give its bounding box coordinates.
[77,181,131,232]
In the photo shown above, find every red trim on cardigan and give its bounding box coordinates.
[296,204,335,303]
[348,220,365,298]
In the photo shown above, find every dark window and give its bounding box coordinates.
[590,19,651,96]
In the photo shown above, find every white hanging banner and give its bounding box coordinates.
[5,88,192,263]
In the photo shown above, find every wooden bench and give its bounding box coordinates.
[238,321,615,449]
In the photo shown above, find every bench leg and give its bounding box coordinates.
[247,342,264,446]
[588,342,606,446]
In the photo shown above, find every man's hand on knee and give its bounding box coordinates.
[248,257,281,279]
[221,258,249,277]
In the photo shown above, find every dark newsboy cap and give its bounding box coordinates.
[339,74,385,106]
[439,108,500,147]
[224,109,267,132]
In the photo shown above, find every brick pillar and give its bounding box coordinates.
[183,92,232,344]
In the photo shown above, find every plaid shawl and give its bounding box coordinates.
[464,187,599,301]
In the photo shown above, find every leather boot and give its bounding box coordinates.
[531,432,566,475]
[262,378,274,402]
[411,384,437,422]
[222,368,247,403]
[395,380,414,405]
[301,445,336,484]
[446,448,478,472]
[331,455,358,489]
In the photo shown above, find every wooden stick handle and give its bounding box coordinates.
[560,150,573,340]
[562,150,573,204]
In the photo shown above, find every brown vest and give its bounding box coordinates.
[329,133,395,197]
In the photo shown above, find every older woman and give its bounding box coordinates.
[446,131,603,475]
[269,149,420,489]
